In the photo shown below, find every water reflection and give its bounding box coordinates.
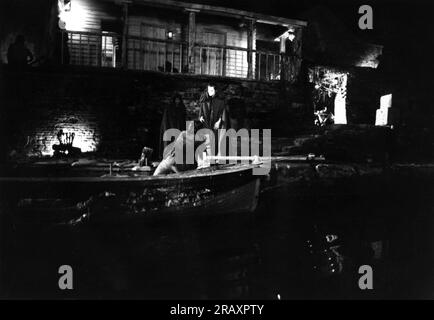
[1,168,433,299]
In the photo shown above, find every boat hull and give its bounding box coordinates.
[0,164,261,223]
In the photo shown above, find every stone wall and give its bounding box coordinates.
[0,65,308,160]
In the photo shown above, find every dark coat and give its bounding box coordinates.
[198,94,229,130]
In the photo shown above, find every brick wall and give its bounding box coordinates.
[0,66,307,160]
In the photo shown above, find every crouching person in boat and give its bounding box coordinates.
[154,120,205,175]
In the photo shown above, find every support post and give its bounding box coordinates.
[279,34,287,81]
[292,27,303,81]
[121,2,129,69]
[247,19,255,80]
[187,9,198,74]
[279,36,286,54]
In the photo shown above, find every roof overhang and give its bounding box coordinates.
[114,0,307,27]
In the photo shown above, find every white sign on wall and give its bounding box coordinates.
[380,94,392,109]
[375,94,393,126]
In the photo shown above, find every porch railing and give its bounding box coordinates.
[61,30,300,81]
[127,36,188,73]
[62,30,120,68]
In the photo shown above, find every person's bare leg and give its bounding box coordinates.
[153,156,176,175]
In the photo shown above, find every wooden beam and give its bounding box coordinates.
[279,36,286,81]
[204,155,325,163]
[121,2,129,69]
[186,9,198,73]
[279,37,286,54]
[247,19,255,80]
[132,0,307,27]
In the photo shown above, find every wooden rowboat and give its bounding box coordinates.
[0,162,261,224]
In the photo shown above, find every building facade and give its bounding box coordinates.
[56,0,306,82]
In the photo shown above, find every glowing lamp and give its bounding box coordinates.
[274,29,296,42]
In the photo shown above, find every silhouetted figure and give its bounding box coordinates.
[7,35,33,69]
[227,86,247,130]
[159,93,187,158]
[158,61,179,73]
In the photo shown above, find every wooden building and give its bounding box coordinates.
[56,0,307,82]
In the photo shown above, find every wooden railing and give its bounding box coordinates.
[61,31,300,81]
[127,35,188,73]
[61,30,120,68]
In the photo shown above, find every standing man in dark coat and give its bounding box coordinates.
[197,83,229,163]
[198,83,229,131]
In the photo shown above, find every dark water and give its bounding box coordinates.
[1,167,433,299]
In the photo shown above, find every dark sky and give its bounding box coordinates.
[182,0,434,45]
[190,0,434,100]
